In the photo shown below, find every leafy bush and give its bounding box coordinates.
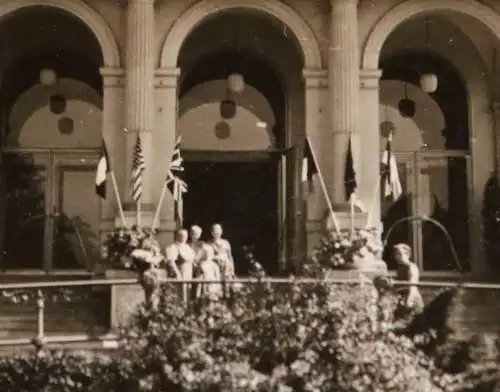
[0,273,499,391]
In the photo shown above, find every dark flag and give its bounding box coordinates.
[344,134,357,201]
[302,138,319,193]
[95,140,111,199]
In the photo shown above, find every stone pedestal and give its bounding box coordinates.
[106,269,143,330]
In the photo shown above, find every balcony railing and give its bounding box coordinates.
[0,276,500,356]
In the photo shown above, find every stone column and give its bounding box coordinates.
[302,69,329,251]
[124,0,155,223]
[359,69,382,229]
[99,67,125,230]
[329,0,360,207]
[154,67,181,244]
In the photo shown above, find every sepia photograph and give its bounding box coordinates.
[0,0,498,390]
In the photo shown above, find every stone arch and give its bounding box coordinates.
[362,0,500,70]
[0,0,120,67]
[159,0,322,69]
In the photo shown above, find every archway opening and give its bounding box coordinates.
[177,9,304,275]
[378,14,482,272]
[0,6,104,273]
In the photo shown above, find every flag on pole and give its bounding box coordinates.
[166,137,187,224]
[344,134,358,201]
[302,138,318,193]
[95,140,111,199]
[381,136,402,201]
[130,133,145,203]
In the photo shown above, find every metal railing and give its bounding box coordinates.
[1,276,500,356]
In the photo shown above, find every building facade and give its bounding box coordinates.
[0,0,499,278]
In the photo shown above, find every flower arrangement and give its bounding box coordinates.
[101,225,163,271]
[311,227,384,270]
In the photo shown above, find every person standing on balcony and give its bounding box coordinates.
[189,225,205,299]
[165,229,194,304]
[208,223,235,298]
[196,244,223,302]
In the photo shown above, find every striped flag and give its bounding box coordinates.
[302,138,318,193]
[130,134,145,203]
[381,136,402,201]
[344,134,357,201]
[95,140,111,199]
[166,137,187,223]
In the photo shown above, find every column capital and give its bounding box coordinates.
[330,0,359,7]
[155,67,181,88]
[360,68,382,90]
[100,67,125,87]
[302,68,328,89]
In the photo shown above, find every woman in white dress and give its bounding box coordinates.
[165,229,195,304]
[208,223,235,298]
[196,244,223,302]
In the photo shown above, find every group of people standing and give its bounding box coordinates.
[165,223,235,303]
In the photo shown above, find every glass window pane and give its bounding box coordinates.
[53,166,100,270]
[1,153,46,269]
[419,156,469,271]
[381,160,415,270]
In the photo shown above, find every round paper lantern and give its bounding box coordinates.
[420,73,438,93]
[227,73,245,94]
[39,68,57,86]
[220,99,236,119]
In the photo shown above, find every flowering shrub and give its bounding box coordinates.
[312,227,384,269]
[0,271,499,391]
[101,225,161,270]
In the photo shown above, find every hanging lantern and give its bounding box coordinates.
[39,68,57,86]
[220,99,236,119]
[398,98,416,118]
[227,73,245,94]
[420,73,438,93]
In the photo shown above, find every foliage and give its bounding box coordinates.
[101,225,161,270]
[311,227,383,269]
[0,271,499,391]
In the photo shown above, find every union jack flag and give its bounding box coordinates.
[166,137,187,225]
[130,134,145,202]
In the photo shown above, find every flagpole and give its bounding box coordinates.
[365,175,381,229]
[350,195,354,234]
[152,181,168,231]
[305,136,341,234]
[110,171,128,228]
[178,192,183,229]
[136,200,141,227]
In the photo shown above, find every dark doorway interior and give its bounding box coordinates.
[184,160,279,275]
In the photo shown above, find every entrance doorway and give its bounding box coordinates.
[184,159,279,275]
[0,149,100,273]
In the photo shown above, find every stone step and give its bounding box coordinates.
[0,295,109,340]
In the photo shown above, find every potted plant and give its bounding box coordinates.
[101,225,162,271]
[311,227,387,279]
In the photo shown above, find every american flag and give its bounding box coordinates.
[167,136,187,201]
[130,134,145,202]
